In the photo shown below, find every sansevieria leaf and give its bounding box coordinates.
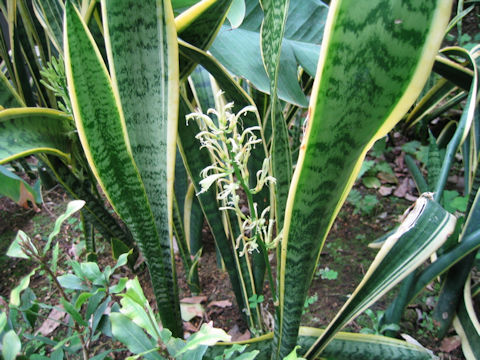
[102,0,182,334]
[453,275,480,360]
[175,0,233,80]
[0,107,73,163]
[64,2,182,335]
[305,194,456,358]
[32,0,65,53]
[205,327,435,360]
[273,0,453,358]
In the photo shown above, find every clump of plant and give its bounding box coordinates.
[2,200,263,360]
[346,189,380,216]
[359,309,400,336]
[2,200,131,359]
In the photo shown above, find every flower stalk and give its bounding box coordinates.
[188,95,278,331]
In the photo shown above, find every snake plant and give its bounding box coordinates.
[6,0,480,359]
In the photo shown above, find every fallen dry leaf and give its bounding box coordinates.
[439,336,461,353]
[208,300,232,308]
[405,193,418,202]
[228,324,251,341]
[377,172,398,184]
[183,321,199,333]
[379,186,393,196]
[394,178,409,198]
[180,302,204,322]
[181,296,207,304]
[36,306,66,336]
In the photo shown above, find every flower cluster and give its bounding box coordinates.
[187,96,276,255]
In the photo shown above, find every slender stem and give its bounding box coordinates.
[227,144,277,328]
[39,257,89,360]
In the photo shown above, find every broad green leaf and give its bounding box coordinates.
[305,194,456,357]
[57,273,90,291]
[2,330,21,360]
[210,0,329,107]
[119,295,160,341]
[75,292,94,309]
[274,0,453,357]
[7,230,34,259]
[10,269,37,307]
[110,313,165,360]
[65,1,182,335]
[119,277,162,340]
[80,262,104,285]
[123,277,148,307]
[44,200,85,255]
[109,277,128,294]
[0,108,73,164]
[227,0,245,28]
[60,298,88,327]
[111,252,131,272]
[0,312,6,333]
[174,323,231,357]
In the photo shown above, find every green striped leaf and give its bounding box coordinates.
[260,0,291,230]
[305,194,456,358]
[273,1,453,358]
[64,2,182,335]
[32,0,65,53]
[453,275,480,360]
[189,65,216,113]
[184,182,204,256]
[173,192,200,293]
[0,107,73,163]
[405,78,460,129]
[206,327,435,360]
[433,47,478,201]
[433,53,474,91]
[175,0,233,80]
[102,0,182,334]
